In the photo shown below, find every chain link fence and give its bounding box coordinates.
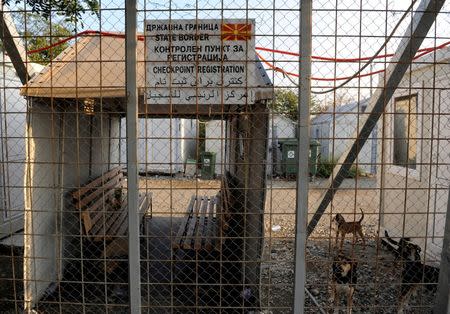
[0,0,449,313]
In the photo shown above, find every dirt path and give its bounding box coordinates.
[140,177,380,239]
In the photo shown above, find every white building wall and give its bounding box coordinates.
[205,115,296,177]
[0,61,43,236]
[109,115,121,167]
[180,119,198,167]
[311,105,377,174]
[205,120,228,176]
[380,58,450,264]
[121,118,197,174]
[24,107,119,306]
[267,115,296,176]
[24,105,62,307]
[311,121,330,158]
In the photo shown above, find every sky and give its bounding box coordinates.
[8,0,450,103]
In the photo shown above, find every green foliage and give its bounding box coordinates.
[270,89,320,121]
[198,121,206,161]
[3,0,99,24]
[12,13,71,64]
[271,89,298,121]
[348,164,364,178]
[316,157,337,178]
[316,157,364,178]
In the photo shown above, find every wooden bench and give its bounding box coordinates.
[72,166,152,271]
[172,195,220,252]
[172,177,232,253]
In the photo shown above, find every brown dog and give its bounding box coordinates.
[331,253,358,314]
[334,208,366,250]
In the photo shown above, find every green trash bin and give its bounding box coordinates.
[200,152,216,179]
[280,139,298,178]
[279,139,321,178]
[309,140,321,178]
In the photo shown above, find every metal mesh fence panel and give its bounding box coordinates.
[0,0,448,313]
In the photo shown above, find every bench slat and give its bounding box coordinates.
[111,194,150,238]
[99,197,129,241]
[182,196,202,249]
[72,167,152,274]
[138,193,151,217]
[205,196,217,251]
[82,189,116,234]
[89,196,127,239]
[173,195,196,250]
[73,166,122,201]
[104,209,129,241]
[220,176,231,231]
[172,194,223,252]
[88,209,120,240]
[194,196,209,250]
[81,211,93,235]
[211,200,221,252]
[75,174,123,209]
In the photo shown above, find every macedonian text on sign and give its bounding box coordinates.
[145,19,256,105]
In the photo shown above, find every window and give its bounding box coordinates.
[393,95,417,169]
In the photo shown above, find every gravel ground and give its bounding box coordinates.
[1,176,437,313]
[260,239,436,314]
[141,177,438,313]
[257,177,435,314]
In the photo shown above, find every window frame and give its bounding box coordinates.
[388,93,422,179]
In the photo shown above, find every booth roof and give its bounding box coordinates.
[20,34,273,100]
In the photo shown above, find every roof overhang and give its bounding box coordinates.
[21,34,273,104]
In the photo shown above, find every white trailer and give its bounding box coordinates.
[310,99,378,174]
[379,46,450,264]
[120,118,197,174]
[205,114,296,177]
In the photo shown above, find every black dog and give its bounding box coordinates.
[384,230,421,262]
[331,253,357,314]
[384,230,439,313]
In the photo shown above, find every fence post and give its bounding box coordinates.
[434,187,450,313]
[125,1,141,312]
[293,0,312,313]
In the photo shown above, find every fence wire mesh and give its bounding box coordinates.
[0,0,449,313]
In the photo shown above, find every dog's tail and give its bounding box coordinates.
[358,208,364,223]
[384,229,400,246]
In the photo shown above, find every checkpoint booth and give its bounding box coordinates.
[21,19,273,310]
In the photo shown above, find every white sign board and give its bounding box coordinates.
[145,19,256,105]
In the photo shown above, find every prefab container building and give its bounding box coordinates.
[310,98,378,174]
[379,46,450,265]
[205,113,296,177]
[120,118,197,174]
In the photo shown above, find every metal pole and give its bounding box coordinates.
[125,1,141,312]
[0,5,30,84]
[294,0,312,313]
[433,186,450,314]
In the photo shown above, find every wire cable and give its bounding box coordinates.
[312,0,417,94]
